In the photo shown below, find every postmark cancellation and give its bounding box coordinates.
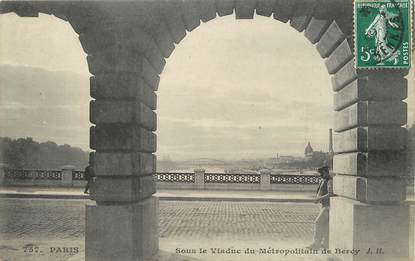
[354,0,412,69]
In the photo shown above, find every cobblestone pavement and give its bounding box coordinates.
[0,199,318,241]
[0,198,86,261]
[0,198,319,260]
[159,201,318,241]
[1,199,413,261]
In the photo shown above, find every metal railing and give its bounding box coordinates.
[3,167,413,188]
[155,172,194,183]
[5,168,62,180]
[72,170,85,181]
[204,173,261,184]
[270,174,320,184]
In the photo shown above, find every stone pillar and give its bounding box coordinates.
[305,14,412,259]
[260,169,271,191]
[328,33,410,260]
[61,165,75,187]
[194,169,205,190]
[85,30,160,261]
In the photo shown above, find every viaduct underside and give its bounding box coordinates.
[0,0,411,260]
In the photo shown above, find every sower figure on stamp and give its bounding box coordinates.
[364,4,400,63]
[83,157,95,194]
[307,166,336,249]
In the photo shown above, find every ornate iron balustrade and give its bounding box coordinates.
[155,172,194,183]
[3,167,413,187]
[204,173,261,184]
[72,170,85,181]
[4,168,62,180]
[270,174,320,184]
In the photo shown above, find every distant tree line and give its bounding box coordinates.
[0,137,89,170]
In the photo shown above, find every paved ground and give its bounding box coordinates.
[0,188,413,261]
[0,198,321,261]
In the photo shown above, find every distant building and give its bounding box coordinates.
[277,155,296,163]
[273,155,301,164]
[304,142,314,158]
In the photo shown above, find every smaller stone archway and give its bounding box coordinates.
[1,1,410,261]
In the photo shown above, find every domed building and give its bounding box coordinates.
[304,142,314,158]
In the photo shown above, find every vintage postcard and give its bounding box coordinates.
[0,0,414,261]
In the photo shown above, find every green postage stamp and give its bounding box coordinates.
[355,0,412,69]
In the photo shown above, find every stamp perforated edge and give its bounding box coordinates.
[353,0,414,70]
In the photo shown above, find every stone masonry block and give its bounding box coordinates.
[333,67,407,94]
[90,75,156,110]
[90,124,156,152]
[331,59,357,91]
[152,21,175,59]
[13,3,39,17]
[357,177,406,203]
[86,197,158,261]
[90,100,156,131]
[181,0,201,31]
[199,0,217,22]
[142,58,160,91]
[316,21,345,58]
[53,12,69,22]
[79,30,117,55]
[329,197,354,253]
[333,175,406,203]
[333,152,406,177]
[334,79,364,111]
[333,174,360,200]
[334,77,407,111]
[216,0,234,17]
[66,7,102,35]
[235,0,256,19]
[256,0,275,17]
[330,197,409,261]
[290,0,316,32]
[90,175,156,202]
[112,29,166,74]
[94,152,155,176]
[364,101,406,125]
[87,49,144,75]
[273,0,296,23]
[161,1,187,44]
[325,38,353,74]
[88,53,159,92]
[141,26,170,61]
[304,17,331,44]
[333,127,406,153]
[334,101,407,132]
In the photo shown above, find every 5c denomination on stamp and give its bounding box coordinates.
[355,0,412,68]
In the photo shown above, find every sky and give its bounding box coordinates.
[0,12,413,160]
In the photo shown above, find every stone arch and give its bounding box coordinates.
[0,1,410,261]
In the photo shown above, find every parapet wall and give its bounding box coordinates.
[0,167,320,191]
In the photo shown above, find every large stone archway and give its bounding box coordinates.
[0,1,410,260]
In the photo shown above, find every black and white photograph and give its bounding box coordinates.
[0,0,414,260]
